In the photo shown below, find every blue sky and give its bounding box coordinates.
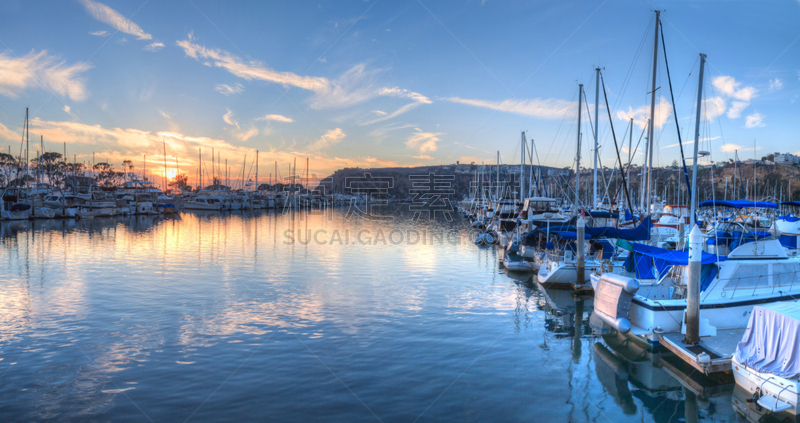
[1,0,799,184]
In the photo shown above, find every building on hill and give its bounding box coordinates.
[775,153,800,165]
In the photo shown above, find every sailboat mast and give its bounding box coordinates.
[593,67,600,209]
[575,84,583,213]
[255,150,259,191]
[689,53,707,228]
[520,132,525,202]
[495,151,499,200]
[645,10,661,216]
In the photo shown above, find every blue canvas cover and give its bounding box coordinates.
[699,200,778,209]
[618,241,726,286]
[552,231,591,240]
[736,302,800,379]
[585,216,651,241]
[617,241,727,266]
[624,209,633,221]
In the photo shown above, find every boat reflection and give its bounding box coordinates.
[596,330,738,422]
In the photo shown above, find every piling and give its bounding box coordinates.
[677,221,685,250]
[684,225,702,345]
[576,216,585,284]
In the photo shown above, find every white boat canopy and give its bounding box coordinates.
[736,301,800,379]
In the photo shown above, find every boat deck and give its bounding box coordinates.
[657,328,746,374]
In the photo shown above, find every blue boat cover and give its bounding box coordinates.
[779,234,799,249]
[552,231,591,240]
[587,210,619,219]
[585,216,651,241]
[619,240,726,289]
[618,241,727,266]
[781,201,800,207]
[699,200,778,209]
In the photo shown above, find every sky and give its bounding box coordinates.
[0,0,799,187]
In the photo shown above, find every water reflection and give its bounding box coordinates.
[1,208,797,422]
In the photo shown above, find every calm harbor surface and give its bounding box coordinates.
[0,206,750,422]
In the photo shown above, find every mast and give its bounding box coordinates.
[575,84,583,213]
[25,107,29,191]
[520,131,525,202]
[163,139,168,191]
[255,150,259,191]
[593,67,600,209]
[689,53,707,228]
[496,151,499,200]
[646,10,661,216]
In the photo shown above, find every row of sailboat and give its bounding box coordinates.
[458,10,800,415]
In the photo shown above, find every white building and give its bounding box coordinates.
[775,153,800,165]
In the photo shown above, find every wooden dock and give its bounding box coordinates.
[656,328,746,375]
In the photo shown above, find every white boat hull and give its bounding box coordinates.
[733,357,799,414]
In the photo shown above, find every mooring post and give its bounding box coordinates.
[677,221,686,250]
[685,225,702,345]
[577,216,586,284]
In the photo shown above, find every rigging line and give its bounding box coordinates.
[660,21,694,202]
[600,71,635,221]
[705,67,731,163]
[542,88,579,165]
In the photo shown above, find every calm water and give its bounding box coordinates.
[0,206,762,422]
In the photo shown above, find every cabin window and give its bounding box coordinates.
[723,264,768,290]
[773,263,800,287]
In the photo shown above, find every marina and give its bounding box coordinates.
[2,0,800,421]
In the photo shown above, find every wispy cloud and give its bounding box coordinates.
[0,50,90,101]
[745,112,765,128]
[259,114,293,123]
[143,42,164,52]
[720,143,761,153]
[159,110,170,119]
[223,109,239,128]
[362,87,432,125]
[447,96,576,120]
[307,128,345,152]
[769,78,783,91]
[616,96,672,129]
[663,136,720,149]
[215,83,243,96]
[413,155,433,160]
[406,128,442,153]
[79,0,152,40]
[703,96,727,121]
[0,122,18,141]
[177,36,329,93]
[89,30,109,37]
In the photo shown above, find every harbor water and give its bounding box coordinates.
[0,206,756,422]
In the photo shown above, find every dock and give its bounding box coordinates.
[656,328,746,374]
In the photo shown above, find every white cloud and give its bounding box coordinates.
[702,96,727,121]
[711,76,757,120]
[259,114,293,123]
[0,50,90,101]
[745,112,765,128]
[215,83,243,96]
[159,110,170,119]
[0,122,18,141]
[371,110,387,116]
[79,0,152,40]
[769,78,783,91]
[143,42,164,52]
[223,109,239,128]
[63,105,71,114]
[89,30,109,37]
[712,76,757,102]
[237,127,258,141]
[307,128,345,152]
[406,128,442,153]
[616,96,673,129]
[663,136,720,149]
[379,87,432,104]
[720,143,761,153]
[177,37,329,93]
[727,100,748,119]
[413,155,433,160]
[177,37,393,110]
[448,96,576,120]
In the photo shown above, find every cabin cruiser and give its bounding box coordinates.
[184,194,223,211]
[43,193,82,218]
[650,204,690,243]
[77,186,118,216]
[593,232,800,346]
[1,187,31,220]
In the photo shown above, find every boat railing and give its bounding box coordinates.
[701,266,800,301]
